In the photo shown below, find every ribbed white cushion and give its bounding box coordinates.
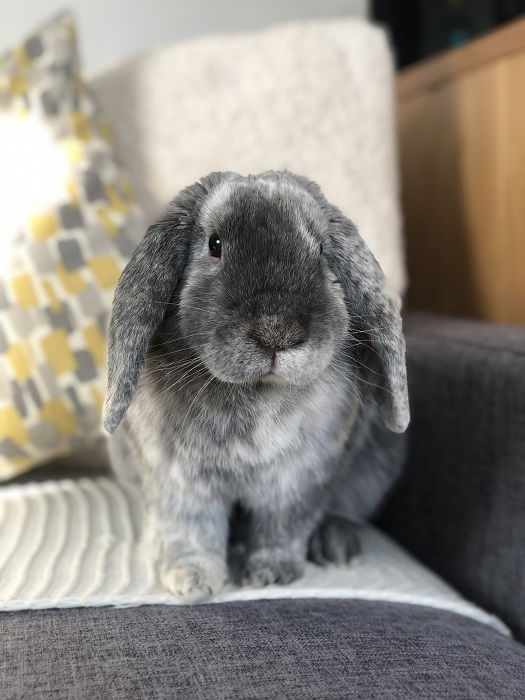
[0,476,508,635]
[90,19,405,296]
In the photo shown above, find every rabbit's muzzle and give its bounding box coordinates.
[248,315,307,353]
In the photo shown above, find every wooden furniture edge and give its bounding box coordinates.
[397,16,525,98]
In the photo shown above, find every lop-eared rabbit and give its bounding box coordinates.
[104,171,409,601]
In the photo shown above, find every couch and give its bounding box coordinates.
[2,19,525,699]
[2,313,525,698]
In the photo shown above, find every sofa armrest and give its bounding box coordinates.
[379,312,525,640]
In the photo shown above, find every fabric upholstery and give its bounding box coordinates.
[1,599,524,699]
[0,13,142,481]
[90,19,406,297]
[380,312,525,642]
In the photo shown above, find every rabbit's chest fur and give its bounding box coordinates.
[131,361,356,502]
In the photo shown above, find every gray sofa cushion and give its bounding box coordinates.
[1,600,524,699]
[381,313,525,641]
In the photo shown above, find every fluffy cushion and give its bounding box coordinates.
[0,14,142,480]
[91,19,405,296]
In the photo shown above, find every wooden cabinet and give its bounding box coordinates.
[397,18,525,324]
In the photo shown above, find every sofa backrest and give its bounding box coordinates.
[90,19,405,296]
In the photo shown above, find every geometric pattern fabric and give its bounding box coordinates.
[0,13,142,480]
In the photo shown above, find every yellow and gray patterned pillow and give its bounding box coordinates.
[0,14,142,480]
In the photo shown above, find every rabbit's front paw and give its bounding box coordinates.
[242,548,304,587]
[159,555,226,602]
[308,515,361,566]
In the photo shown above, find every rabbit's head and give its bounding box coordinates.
[104,171,409,435]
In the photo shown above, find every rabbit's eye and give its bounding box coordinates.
[208,235,222,258]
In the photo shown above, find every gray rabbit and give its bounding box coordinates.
[104,171,409,601]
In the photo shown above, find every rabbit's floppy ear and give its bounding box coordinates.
[283,172,408,433]
[103,172,236,434]
[325,207,409,432]
[103,218,187,434]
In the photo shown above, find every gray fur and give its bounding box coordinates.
[104,171,409,601]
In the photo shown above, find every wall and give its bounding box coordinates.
[1,0,368,74]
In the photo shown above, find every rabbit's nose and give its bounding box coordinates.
[248,316,307,352]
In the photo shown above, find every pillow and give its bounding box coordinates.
[0,14,142,481]
[91,19,405,296]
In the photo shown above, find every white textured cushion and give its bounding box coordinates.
[90,19,405,296]
[0,475,509,636]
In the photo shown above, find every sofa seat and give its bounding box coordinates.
[1,599,523,699]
